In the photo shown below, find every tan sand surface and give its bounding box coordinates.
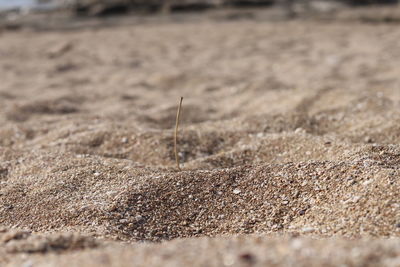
[1,9,400,266]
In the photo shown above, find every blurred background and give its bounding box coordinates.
[1,0,399,18]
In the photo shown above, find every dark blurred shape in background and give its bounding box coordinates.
[70,0,400,16]
[1,0,400,31]
[0,0,399,15]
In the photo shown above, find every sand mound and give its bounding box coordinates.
[1,148,399,242]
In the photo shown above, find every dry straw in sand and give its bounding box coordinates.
[174,97,183,171]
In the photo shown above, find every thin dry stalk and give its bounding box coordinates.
[174,97,183,171]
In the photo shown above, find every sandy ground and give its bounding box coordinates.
[1,7,400,266]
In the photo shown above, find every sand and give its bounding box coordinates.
[1,7,400,266]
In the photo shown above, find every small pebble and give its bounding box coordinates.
[233,189,241,194]
[239,253,256,264]
[295,128,304,134]
[302,227,316,233]
[363,180,373,186]
[364,136,373,143]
